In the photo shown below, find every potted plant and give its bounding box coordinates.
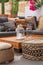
[0,0,9,14]
[11,0,20,16]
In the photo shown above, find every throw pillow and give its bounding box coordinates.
[38,16,43,30]
[25,16,36,30]
[3,21,16,31]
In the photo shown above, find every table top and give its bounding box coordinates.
[0,35,43,43]
[0,36,26,43]
[24,39,43,44]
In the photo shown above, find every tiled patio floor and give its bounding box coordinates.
[2,53,43,65]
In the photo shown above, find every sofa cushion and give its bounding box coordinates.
[17,16,25,19]
[0,17,8,23]
[26,30,43,35]
[0,32,16,36]
[38,16,43,30]
[25,16,36,30]
[3,21,16,31]
[0,26,5,32]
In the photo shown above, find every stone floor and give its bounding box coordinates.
[1,53,43,65]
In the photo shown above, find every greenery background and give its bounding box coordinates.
[0,0,9,14]
[11,0,20,15]
[0,0,29,14]
[11,0,29,15]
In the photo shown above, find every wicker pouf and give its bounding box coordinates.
[22,39,43,60]
[0,42,14,63]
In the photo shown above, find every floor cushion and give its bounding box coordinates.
[0,42,14,63]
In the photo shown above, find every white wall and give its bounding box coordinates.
[4,0,12,15]
[0,0,12,15]
[25,5,43,19]
[0,3,2,14]
[18,1,43,19]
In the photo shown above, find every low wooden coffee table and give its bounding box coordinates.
[0,35,43,52]
[0,36,26,52]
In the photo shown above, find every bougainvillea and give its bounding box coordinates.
[29,0,43,11]
[30,0,36,11]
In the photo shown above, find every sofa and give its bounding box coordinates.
[0,17,16,37]
[26,16,43,35]
[17,16,43,35]
[0,16,43,37]
[26,30,43,35]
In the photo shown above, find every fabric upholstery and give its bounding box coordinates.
[26,30,43,35]
[38,16,43,30]
[25,16,36,30]
[0,26,5,32]
[0,17,8,23]
[0,42,12,50]
[0,32,16,37]
[0,17,9,31]
[3,21,16,31]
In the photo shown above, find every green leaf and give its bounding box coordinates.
[11,0,20,15]
[35,0,43,8]
[0,0,9,2]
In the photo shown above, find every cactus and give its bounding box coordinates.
[0,0,9,14]
[11,0,20,15]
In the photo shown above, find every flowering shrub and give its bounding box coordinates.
[29,0,43,11]
[30,0,36,11]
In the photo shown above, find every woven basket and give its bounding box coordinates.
[22,39,43,60]
[0,42,14,63]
